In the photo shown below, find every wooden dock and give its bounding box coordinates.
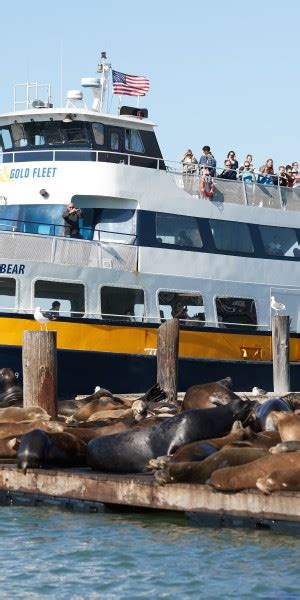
[1,464,300,525]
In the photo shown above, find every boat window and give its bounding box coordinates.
[216,296,257,328]
[125,129,144,153]
[93,208,136,244]
[0,277,16,311]
[0,206,20,232]
[210,220,254,253]
[34,280,85,318]
[0,127,13,151]
[63,122,87,144]
[11,123,28,148]
[259,225,299,257]
[21,205,64,236]
[156,213,202,248]
[101,286,144,322]
[42,122,64,145]
[158,291,205,325]
[92,123,105,146]
[110,132,120,151]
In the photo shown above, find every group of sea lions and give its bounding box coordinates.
[2,368,300,495]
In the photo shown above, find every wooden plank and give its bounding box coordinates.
[0,465,300,522]
[22,330,57,418]
[157,319,179,403]
[272,315,290,395]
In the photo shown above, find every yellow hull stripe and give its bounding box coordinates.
[1,316,298,362]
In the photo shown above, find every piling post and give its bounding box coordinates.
[22,331,57,418]
[272,315,290,394]
[157,318,179,403]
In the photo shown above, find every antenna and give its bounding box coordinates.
[81,52,111,113]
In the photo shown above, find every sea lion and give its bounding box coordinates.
[256,468,300,494]
[269,441,300,454]
[210,452,300,492]
[0,406,50,423]
[154,446,268,485]
[181,378,239,411]
[66,421,130,442]
[87,398,252,473]
[0,420,64,440]
[0,436,19,458]
[249,398,291,432]
[71,397,126,422]
[271,412,300,442]
[0,368,23,407]
[17,429,87,473]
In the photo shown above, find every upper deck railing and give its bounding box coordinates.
[1,147,299,211]
[166,162,300,211]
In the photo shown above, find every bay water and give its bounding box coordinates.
[0,504,299,599]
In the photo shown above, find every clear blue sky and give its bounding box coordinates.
[1,0,298,170]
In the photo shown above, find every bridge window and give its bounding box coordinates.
[125,129,144,153]
[94,208,136,244]
[156,213,202,248]
[259,225,299,257]
[0,127,13,151]
[92,123,105,146]
[101,286,144,322]
[158,291,205,325]
[0,278,16,311]
[210,220,254,253]
[216,296,257,328]
[63,122,87,144]
[110,132,120,151]
[11,123,28,148]
[34,280,85,318]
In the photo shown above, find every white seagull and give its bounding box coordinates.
[270,296,286,313]
[34,307,49,330]
[252,386,266,396]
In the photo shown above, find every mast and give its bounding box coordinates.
[96,51,111,114]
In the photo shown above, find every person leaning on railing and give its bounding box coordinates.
[238,161,256,183]
[257,159,274,185]
[219,159,237,180]
[181,149,198,174]
[198,145,216,176]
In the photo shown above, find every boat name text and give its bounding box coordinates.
[9,167,57,179]
[0,264,25,274]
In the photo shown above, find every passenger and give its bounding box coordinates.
[239,154,254,175]
[171,301,190,321]
[198,146,216,176]
[44,301,61,320]
[291,162,300,187]
[239,161,256,183]
[273,166,287,187]
[226,150,239,171]
[62,203,83,238]
[258,159,274,185]
[219,159,237,180]
[285,165,295,188]
[178,230,194,246]
[199,165,216,198]
[181,149,198,174]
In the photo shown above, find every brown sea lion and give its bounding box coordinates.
[71,397,126,422]
[210,452,300,492]
[87,408,132,422]
[256,468,300,494]
[66,421,130,442]
[269,441,300,454]
[17,429,87,473]
[181,379,240,411]
[0,436,19,458]
[271,412,300,442]
[154,446,268,485]
[0,406,50,423]
[0,420,64,440]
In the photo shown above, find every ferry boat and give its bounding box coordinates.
[0,52,299,397]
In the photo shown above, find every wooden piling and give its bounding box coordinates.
[22,331,57,418]
[272,315,290,395]
[157,318,179,403]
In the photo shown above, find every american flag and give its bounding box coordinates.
[112,70,150,96]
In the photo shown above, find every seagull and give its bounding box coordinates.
[270,296,286,313]
[34,307,49,331]
[252,386,266,396]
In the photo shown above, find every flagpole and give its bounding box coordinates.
[118,96,122,115]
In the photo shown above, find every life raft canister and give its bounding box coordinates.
[200,177,216,198]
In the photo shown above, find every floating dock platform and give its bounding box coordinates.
[1,464,300,528]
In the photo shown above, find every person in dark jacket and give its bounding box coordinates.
[219,159,237,180]
[62,203,83,238]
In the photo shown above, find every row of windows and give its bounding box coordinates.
[0,121,146,155]
[0,278,257,328]
[154,213,300,258]
[0,204,299,260]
